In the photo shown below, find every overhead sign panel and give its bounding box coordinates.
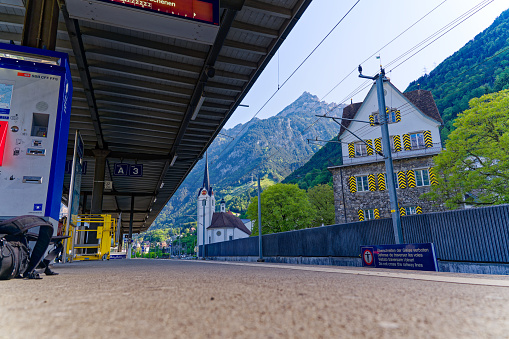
[113,163,143,177]
[98,0,219,25]
[66,0,220,45]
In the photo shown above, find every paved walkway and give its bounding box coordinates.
[1,259,508,338]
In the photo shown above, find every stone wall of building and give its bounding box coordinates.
[330,155,447,224]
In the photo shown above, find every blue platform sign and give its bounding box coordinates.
[129,164,143,177]
[113,163,129,176]
[361,243,438,272]
[65,160,87,175]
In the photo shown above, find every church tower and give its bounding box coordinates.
[197,154,215,248]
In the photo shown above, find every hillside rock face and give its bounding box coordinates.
[150,92,343,229]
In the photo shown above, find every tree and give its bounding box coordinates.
[247,183,315,234]
[424,89,509,208]
[307,184,335,226]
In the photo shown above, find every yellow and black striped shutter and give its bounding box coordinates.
[374,137,382,153]
[377,173,386,191]
[416,206,423,214]
[407,170,416,188]
[366,139,374,155]
[395,110,401,122]
[369,115,375,126]
[429,167,438,185]
[397,171,407,189]
[393,135,402,152]
[348,142,355,158]
[399,207,406,216]
[358,209,365,221]
[374,208,380,219]
[423,130,432,148]
[368,174,376,191]
[348,176,357,193]
[403,133,411,150]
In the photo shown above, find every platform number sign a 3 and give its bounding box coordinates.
[113,163,143,177]
[363,248,374,266]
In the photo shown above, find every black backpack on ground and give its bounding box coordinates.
[0,215,54,280]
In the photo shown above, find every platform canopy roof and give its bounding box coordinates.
[0,0,312,234]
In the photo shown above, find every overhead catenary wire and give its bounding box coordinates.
[302,0,452,133]
[171,0,498,222]
[213,0,362,160]
[218,0,497,183]
[388,0,494,71]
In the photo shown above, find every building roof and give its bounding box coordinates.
[338,87,442,138]
[207,212,252,235]
[402,90,443,124]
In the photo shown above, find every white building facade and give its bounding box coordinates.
[328,81,446,223]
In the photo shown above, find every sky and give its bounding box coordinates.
[223,0,509,129]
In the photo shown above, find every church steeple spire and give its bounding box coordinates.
[203,152,210,191]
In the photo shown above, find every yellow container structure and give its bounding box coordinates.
[68,214,118,261]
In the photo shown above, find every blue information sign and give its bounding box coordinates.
[65,160,87,174]
[360,243,438,272]
[113,163,129,176]
[129,164,143,177]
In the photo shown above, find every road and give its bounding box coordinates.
[1,259,509,338]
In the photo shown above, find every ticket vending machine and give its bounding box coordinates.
[0,43,72,228]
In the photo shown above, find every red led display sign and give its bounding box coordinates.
[98,0,219,25]
[0,121,7,166]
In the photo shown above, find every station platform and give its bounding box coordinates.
[1,259,508,338]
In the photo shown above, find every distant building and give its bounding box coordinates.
[207,199,252,243]
[196,157,251,246]
[328,81,446,223]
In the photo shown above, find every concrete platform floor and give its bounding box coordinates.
[1,259,509,339]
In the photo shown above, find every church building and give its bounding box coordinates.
[328,80,446,223]
[197,158,251,248]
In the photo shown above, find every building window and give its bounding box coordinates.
[404,206,417,215]
[229,235,233,241]
[410,132,425,149]
[372,110,398,124]
[216,231,221,236]
[382,173,399,189]
[355,142,367,157]
[415,169,430,187]
[356,176,369,192]
[388,110,395,123]
[364,209,375,220]
[372,113,380,124]
[209,236,211,243]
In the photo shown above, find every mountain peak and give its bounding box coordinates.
[298,91,319,101]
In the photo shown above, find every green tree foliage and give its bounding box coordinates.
[247,183,315,234]
[307,184,335,226]
[172,233,197,255]
[424,90,509,208]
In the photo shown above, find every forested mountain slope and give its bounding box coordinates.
[406,8,509,140]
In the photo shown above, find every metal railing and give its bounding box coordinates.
[205,205,509,263]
